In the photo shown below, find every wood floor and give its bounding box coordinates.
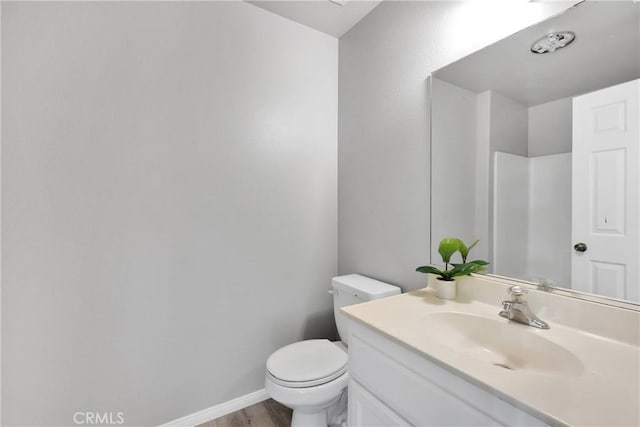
[199,399,292,427]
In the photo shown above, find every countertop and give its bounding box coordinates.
[342,287,640,426]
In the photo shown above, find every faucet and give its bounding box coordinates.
[499,285,549,329]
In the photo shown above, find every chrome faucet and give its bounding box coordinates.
[499,285,549,329]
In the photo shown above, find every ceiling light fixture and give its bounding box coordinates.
[530,31,576,54]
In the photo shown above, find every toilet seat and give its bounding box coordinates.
[266,339,348,388]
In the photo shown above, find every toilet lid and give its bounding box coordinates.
[267,339,348,386]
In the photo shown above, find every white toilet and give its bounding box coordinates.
[265,274,401,427]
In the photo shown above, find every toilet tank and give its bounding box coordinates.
[331,274,401,346]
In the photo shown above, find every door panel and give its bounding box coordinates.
[572,79,639,302]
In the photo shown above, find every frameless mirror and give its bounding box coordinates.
[431,1,640,305]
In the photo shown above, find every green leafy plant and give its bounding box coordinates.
[458,239,479,263]
[416,238,489,281]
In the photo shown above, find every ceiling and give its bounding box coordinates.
[434,1,640,106]
[247,0,382,38]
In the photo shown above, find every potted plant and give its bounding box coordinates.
[416,238,489,299]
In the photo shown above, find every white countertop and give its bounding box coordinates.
[342,286,640,426]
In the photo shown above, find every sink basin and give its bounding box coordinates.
[421,312,585,377]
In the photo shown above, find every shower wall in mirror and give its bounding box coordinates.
[431,1,640,304]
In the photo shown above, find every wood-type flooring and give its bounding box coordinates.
[199,399,292,427]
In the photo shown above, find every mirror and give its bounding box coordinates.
[431,1,639,305]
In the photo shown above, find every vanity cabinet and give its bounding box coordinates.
[349,380,411,427]
[347,321,549,427]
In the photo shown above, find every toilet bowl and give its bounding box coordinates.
[265,340,348,426]
[264,274,401,427]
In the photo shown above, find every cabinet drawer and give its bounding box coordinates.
[349,322,548,426]
[350,335,496,426]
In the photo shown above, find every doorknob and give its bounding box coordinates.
[574,242,588,252]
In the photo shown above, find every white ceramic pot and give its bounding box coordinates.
[435,278,457,299]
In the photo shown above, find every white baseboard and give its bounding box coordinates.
[160,389,269,427]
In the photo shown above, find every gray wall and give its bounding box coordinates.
[489,92,529,157]
[475,91,492,264]
[338,1,573,291]
[488,91,529,263]
[2,2,337,425]
[529,97,573,157]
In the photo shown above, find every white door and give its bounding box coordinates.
[572,79,639,302]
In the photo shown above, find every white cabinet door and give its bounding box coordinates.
[572,79,639,302]
[348,379,410,427]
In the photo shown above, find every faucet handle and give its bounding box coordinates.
[508,285,527,302]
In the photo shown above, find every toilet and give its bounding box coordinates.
[265,274,401,427]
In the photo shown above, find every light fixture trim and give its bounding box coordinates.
[531,31,576,54]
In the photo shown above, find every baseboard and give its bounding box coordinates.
[160,389,269,427]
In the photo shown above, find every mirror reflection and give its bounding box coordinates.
[431,1,639,304]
